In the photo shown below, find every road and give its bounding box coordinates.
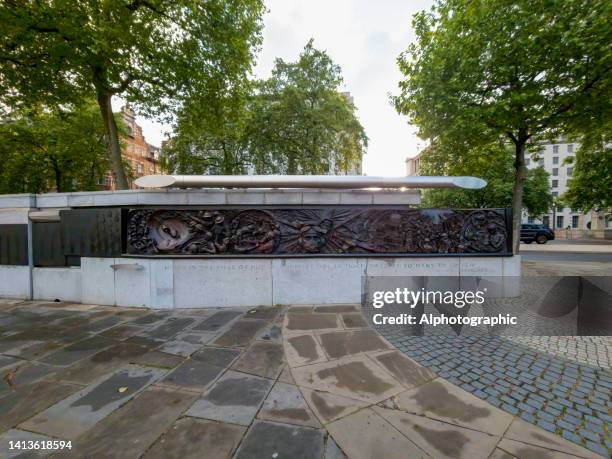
[519,239,612,263]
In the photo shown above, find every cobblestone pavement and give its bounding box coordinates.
[0,299,608,458]
[381,331,612,457]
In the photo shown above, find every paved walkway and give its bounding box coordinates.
[0,299,608,458]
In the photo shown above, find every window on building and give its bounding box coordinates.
[137,163,144,174]
[553,145,559,154]
[557,206,563,212]
[567,167,573,176]
[567,179,572,187]
[567,144,573,153]
[538,158,544,166]
[542,216,550,227]
[552,168,558,176]
[525,158,530,166]
[571,208,579,213]
[556,216,564,228]
[552,192,558,197]
[552,180,558,188]
[552,156,559,165]
[528,217,534,224]
[572,215,579,228]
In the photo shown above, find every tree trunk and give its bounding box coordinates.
[512,139,528,254]
[96,90,128,189]
[50,157,62,193]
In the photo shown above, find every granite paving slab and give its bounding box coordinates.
[39,335,115,367]
[20,366,165,439]
[130,312,172,326]
[324,436,347,459]
[0,362,57,396]
[317,329,390,359]
[300,388,369,424]
[368,350,436,389]
[288,306,314,313]
[326,408,425,459]
[130,350,185,369]
[258,382,320,428]
[174,331,215,345]
[158,340,203,357]
[244,305,281,320]
[159,359,226,391]
[313,305,358,313]
[393,378,514,436]
[291,355,404,403]
[55,387,197,458]
[52,342,150,385]
[278,366,295,385]
[0,355,20,371]
[497,438,586,459]
[99,324,143,340]
[0,429,56,458]
[504,419,601,458]
[143,417,246,459]
[257,323,282,343]
[192,310,242,331]
[232,341,284,379]
[212,319,269,347]
[285,313,340,332]
[340,313,369,328]
[185,370,273,426]
[191,346,241,367]
[234,420,325,459]
[373,406,500,459]
[284,332,328,367]
[123,335,163,349]
[73,315,126,334]
[0,380,80,432]
[140,317,196,341]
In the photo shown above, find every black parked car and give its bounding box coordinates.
[520,223,555,244]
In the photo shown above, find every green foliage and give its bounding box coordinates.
[0,101,110,193]
[164,40,368,175]
[394,0,612,251]
[0,0,265,188]
[420,142,553,215]
[562,128,612,213]
[249,40,367,174]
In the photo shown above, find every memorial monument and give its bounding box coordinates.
[0,175,520,308]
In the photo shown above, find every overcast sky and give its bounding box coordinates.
[114,0,434,176]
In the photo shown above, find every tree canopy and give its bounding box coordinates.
[419,141,553,216]
[394,0,612,252]
[163,40,368,175]
[0,0,265,188]
[0,101,111,194]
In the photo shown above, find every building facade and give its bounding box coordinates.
[523,139,610,238]
[100,106,161,190]
[405,153,421,176]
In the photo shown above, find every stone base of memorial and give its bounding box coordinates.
[0,189,519,308]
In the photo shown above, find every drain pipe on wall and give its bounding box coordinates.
[27,194,36,300]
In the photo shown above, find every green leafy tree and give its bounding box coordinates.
[420,141,553,215]
[0,101,110,193]
[562,128,612,216]
[249,40,368,174]
[394,0,612,252]
[0,0,264,189]
[160,79,253,175]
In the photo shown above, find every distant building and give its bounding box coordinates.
[100,105,161,190]
[523,138,610,238]
[405,153,421,176]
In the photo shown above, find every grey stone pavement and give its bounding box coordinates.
[0,298,608,458]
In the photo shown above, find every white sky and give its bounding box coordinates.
[114,0,433,176]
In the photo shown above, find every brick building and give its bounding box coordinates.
[100,105,161,189]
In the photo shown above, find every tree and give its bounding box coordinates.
[562,128,612,216]
[0,101,110,193]
[249,40,367,174]
[394,0,612,252]
[0,0,264,188]
[160,79,252,175]
[420,141,553,216]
